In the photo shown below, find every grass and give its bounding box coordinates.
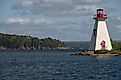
[95,50,121,54]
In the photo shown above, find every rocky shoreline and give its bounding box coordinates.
[72,51,94,56]
[71,51,121,58]
[0,47,70,51]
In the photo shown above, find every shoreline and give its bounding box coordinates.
[0,47,70,51]
[71,51,121,58]
[0,49,79,51]
[91,54,120,58]
[0,49,70,51]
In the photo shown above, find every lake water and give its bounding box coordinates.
[0,50,121,80]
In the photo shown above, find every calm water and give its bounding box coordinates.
[0,51,121,80]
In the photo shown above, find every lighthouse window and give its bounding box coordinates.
[98,11,102,14]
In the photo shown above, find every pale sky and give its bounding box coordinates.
[0,0,121,41]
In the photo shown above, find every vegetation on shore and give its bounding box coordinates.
[72,39,121,56]
[111,39,121,50]
[94,40,121,54]
[95,50,121,54]
[0,33,68,50]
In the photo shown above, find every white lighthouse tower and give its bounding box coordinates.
[89,8,112,51]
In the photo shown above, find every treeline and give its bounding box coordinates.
[111,39,121,50]
[0,33,68,50]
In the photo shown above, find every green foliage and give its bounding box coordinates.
[110,50,121,54]
[95,50,121,54]
[0,33,67,50]
[95,50,109,54]
[111,39,121,50]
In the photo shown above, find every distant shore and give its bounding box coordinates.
[0,47,70,51]
[0,33,68,51]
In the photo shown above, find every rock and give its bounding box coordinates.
[72,51,94,56]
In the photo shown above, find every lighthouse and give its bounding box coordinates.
[89,8,112,51]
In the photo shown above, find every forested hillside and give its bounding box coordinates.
[0,33,67,50]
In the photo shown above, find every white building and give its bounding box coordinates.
[89,9,112,51]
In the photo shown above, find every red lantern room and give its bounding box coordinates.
[93,8,108,20]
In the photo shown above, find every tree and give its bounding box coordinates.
[0,33,67,50]
[111,39,121,50]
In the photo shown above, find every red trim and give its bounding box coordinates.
[93,9,108,20]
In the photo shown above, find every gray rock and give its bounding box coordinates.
[72,51,94,56]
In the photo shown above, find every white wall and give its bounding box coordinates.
[95,21,112,50]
